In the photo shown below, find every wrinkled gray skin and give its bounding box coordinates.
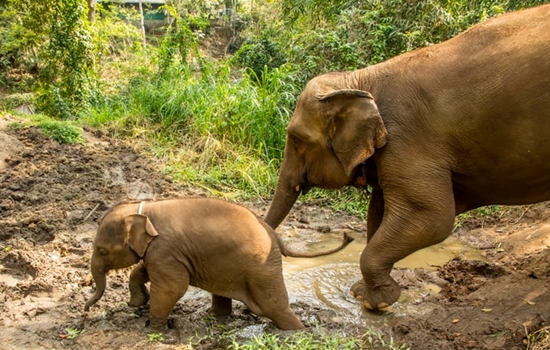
[264,4,550,311]
[84,198,352,331]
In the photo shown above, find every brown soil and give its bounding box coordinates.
[0,115,548,350]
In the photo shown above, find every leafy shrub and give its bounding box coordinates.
[156,6,208,75]
[0,1,52,90]
[37,119,85,144]
[276,0,549,79]
[36,0,100,119]
[0,92,34,111]
[232,36,286,83]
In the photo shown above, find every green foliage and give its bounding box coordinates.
[90,3,144,57]
[223,328,407,350]
[6,122,23,131]
[36,0,100,119]
[3,0,548,206]
[35,117,85,144]
[171,0,225,19]
[147,332,164,342]
[64,327,85,339]
[454,205,506,230]
[157,6,208,75]
[232,36,286,82]
[230,332,362,349]
[88,58,298,198]
[94,58,297,161]
[280,0,351,25]
[0,0,53,89]
[309,187,370,219]
[0,92,34,111]
[188,316,409,349]
[276,0,550,78]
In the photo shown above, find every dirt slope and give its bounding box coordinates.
[0,116,548,349]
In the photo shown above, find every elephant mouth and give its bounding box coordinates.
[296,184,311,196]
[351,162,373,188]
[352,174,368,187]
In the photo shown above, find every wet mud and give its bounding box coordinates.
[0,115,548,349]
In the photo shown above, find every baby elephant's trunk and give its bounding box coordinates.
[84,258,107,311]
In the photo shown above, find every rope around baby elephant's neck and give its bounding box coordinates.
[138,201,145,215]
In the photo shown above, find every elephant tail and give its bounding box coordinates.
[277,232,354,258]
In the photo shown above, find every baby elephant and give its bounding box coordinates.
[84,198,353,330]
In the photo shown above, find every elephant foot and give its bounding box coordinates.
[146,317,167,332]
[145,323,178,344]
[350,277,401,310]
[129,283,150,307]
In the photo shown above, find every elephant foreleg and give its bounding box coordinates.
[211,295,232,316]
[128,261,150,307]
[366,189,384,242]
[352,182,455,309]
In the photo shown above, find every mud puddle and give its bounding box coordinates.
[282,231,486,330]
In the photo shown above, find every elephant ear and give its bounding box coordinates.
[318,89,387,176]
[124,214,159,258]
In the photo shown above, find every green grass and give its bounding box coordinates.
[526,326,550,350]
[189,320,408,350]
[64,327,85,339]
[157,134,278,200]
[303,187,370,220]
[147,332,164,343]
[37,119,85,144]
[7,114,85,145]
[86,59,299,200]
[228,330,409,350]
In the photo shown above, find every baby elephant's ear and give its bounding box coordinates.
[124,214,159,258]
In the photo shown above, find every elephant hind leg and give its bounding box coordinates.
[245,275,304,330]
[211,295,232,316]
[265,306,305,330]
[148,270,189,331]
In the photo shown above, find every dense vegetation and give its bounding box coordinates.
[1,0,547,207]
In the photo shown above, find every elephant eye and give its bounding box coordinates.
[97,247,108,256]
[291,136,299,144]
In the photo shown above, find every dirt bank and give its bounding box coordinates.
[0,115,548,349]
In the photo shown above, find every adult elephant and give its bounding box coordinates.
[264,4,550,311]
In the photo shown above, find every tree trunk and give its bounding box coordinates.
[138,0,147,51]
[87,0,95,22]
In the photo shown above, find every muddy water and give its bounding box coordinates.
[282,231,486,328]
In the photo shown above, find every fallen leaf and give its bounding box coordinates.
[482,308,492,312]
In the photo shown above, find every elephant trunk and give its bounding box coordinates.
[84,255,107,311]
[265,180,301,229]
